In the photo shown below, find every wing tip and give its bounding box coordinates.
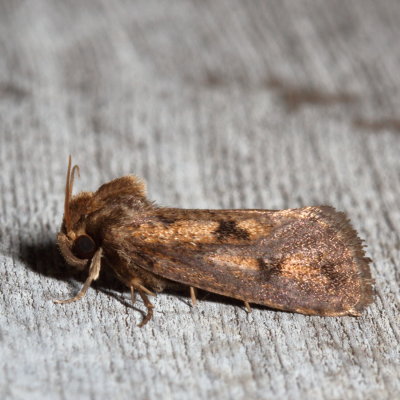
[315,205,375,313]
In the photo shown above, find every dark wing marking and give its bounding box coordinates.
[115,206,373,316]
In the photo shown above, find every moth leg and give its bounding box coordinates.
[136,284,156,297]
[54,248,102,304]
[137,290,154,327]
[130,286,137,305]
[244,301,252,313]
[190,286,197,306]
[130,279,156,297]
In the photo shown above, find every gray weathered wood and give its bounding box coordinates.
[0,1,399,399]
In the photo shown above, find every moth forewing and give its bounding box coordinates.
[56,157,373,326]
[108,206,373,317]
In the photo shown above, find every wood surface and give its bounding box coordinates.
[0,1,399,399]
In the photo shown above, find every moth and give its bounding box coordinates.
[56,157,373,326]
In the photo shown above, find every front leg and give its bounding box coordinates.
[54,248,103,304]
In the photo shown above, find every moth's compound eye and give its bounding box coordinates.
[73,235,96,259]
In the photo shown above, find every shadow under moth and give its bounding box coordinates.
[56,157,373,326]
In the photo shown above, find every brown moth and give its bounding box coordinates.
[56,157,374,326]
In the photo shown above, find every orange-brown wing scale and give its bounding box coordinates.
[110,206,373,316]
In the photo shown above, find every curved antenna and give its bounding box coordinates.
[70,165,80,195]
[64,155,80,233]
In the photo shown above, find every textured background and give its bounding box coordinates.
[0,1,399,399]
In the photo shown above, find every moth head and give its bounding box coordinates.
[57,156,148,269]
[57,156,98,270]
